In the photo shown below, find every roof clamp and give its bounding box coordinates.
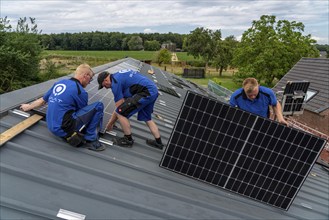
[106,130,117,136]
[300,203,313,210]
[57,209,86,220]
[99,138,113,146]
[12,109,31,118]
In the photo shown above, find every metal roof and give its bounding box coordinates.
[272,58,329,113]
[1,58,328,220]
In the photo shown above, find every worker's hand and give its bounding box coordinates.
[278,118,289,126]
[20,103,32,112]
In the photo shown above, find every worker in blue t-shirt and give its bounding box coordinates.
[20,64,105,151]
[97,69,164,150]
[230,78,288,125]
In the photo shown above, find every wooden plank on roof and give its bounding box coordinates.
[0,114,43,146]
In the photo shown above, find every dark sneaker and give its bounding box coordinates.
[146,139,164,150]
[113,136,134,147]
[86,140,106,151]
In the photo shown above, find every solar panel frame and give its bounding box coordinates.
[281,81,310,116]
[157,83,180,98]
[168,80,184,89]
[160,91,326,210]
[283,81,310,95]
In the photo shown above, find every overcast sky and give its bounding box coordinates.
[1,0,328,44]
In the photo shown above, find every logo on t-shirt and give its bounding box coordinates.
[53,84,66,96]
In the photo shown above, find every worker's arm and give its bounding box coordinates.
[272,102,289,126]
[20,97,46,112]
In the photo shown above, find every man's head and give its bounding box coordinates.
[75,64,94,88]
[97,71,111,90]
[243,78,259,100]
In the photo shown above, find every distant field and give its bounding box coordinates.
[42,50,199,62]
[41,50,239,91]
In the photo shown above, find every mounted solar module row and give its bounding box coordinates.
[168,80,184,89]
[157,83,180,98]
[160,91,326,210]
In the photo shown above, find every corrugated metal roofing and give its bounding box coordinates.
[272,58,329,113]
[1,58,328,220]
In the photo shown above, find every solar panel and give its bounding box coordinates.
[283,81,310,95]
[33,102,48,117]
[172,77,191,88]
[157,83,180,98]
[160,91,326,210]
[281,81,310,116]
[169,80,184,89]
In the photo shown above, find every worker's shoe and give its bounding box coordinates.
[113,136,134,148]
[146,139,164,150]
[85,139,106,151]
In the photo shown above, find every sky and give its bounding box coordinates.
[1,0,328,44]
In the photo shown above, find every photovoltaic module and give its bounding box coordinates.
[160,91,326,210]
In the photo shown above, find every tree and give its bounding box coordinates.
[16,17,41,34]
[109,32,124,50]
[90,32,103,50]
[233,15,319,86]
[144,40,160,51]
[213,35,238,76]
[0,17,43,93]
[154,48,171,66]
[185,27,221,70]
[128,35,144,51]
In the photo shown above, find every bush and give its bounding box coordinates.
[0,17,43,94]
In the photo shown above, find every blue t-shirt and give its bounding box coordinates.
[43,78,88,137]
[111,69,158,104]
[229,86,277,118]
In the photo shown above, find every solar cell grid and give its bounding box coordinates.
[160,91,326,210]
[283,81,310,95]
[281,81,310,115]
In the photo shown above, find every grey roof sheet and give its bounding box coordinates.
[1,58,328,220]
[272,58,329,113]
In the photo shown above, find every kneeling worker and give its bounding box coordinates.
[20,64,105,151]
[97,69,164,150]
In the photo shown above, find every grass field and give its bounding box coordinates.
[41,50,240,91]
[43,50,158,61]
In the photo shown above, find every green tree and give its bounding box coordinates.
[90,33,102,50]
[154,48,171,66]
[185,27,221,70]
[144,40,160,51]
[0,16,43,93]
[128,35,144,51]
[109,32,124,50]
[213,35,238,76]
[233,15,319,86]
